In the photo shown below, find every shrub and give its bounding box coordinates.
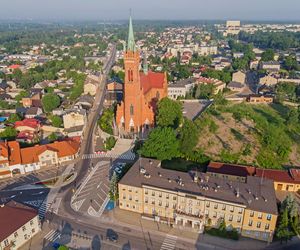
[105,136,116,150]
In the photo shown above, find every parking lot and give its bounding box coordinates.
[71,160,128,217]
[71,161,110,216]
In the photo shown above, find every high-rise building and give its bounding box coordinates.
[116,16,168,135]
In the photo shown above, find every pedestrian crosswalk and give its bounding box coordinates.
[160,234,177,250]
[44,229,61,242]
[23,199,44,208]
[82,151,135,160]
[38,201,51,220]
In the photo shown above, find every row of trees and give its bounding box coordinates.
[140,98,208,164]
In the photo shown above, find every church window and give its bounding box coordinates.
[128,70,130,81]
[130,105,134,115]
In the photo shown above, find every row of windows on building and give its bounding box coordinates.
[249,211,272,221]
[248,220,271,230]
[205,201,243,214]
[3,220,36,247]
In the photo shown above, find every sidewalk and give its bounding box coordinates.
[103,207,269,250]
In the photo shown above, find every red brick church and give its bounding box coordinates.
[116,16,168,135]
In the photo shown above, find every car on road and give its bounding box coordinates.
[106,229,118,243]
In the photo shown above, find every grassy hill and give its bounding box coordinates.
[195,102,300,169]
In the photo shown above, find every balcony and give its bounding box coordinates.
[175,210,204,219]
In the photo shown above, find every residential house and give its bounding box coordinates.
[207,162,256,183]
[196,77,226,95]
[63,109,86,129]
[24,107,43,119]
[232,71,246,84]
[206,161,300,193]
[227,81,245,92]
[168,78,196,100]
[84,75,99,96]
[0,81,10,93]
[0,201,41,250]
[260,61,281,73]
[256,169,300,192]
[105,78,123,106]
[75,95,94,110]
[118,158,278,242]
[246,94,273,103]
[259,75,278,86]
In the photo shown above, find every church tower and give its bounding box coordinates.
[120,16,141,133]
[116,15,168,136]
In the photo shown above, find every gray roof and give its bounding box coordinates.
[119,158,278,215]
[169,78,195,88]
[182,100,212,121]
[227,81,244,88]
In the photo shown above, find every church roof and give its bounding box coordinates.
[127,16,136,52]
[140,71,165,94]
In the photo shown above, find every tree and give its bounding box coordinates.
[140,127,179,161]
[98,108,114,135]
[49,115,63,128]
[156,98,182,129]
[48,133,58,142]
[105,136,117,150]
[42,93,60,113]
[194,84,215,99]
[178,118,198,156]
[276,208,293,243]
[261,49,275,62]
[109,172,119,201]
[15,90,29,102]
[281,194,299,218]
[0,127,18,140]
[7,113,22,123]
[284,55,299,71]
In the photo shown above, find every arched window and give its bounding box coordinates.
[128,70,131,82]
[131,70,134,82]
[130,104,134,116]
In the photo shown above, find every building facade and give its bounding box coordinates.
[116,16,167,135]
[0,201,41,250]
[118,158,278,242]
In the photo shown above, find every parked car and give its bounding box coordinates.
[114,167,122,175]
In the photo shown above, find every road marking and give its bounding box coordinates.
[160,234,177,250]
[44,229,61,242]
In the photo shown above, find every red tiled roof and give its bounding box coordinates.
[256,168,300,184]
[289,169,300,182]
[20,138,80,164]
[7,141,21,166]
[0,201,38,242]
[140,71,165,95]
[207,162,256,177]
[0,142,9,158]
[8,64,21,69]
[15,118,40,129]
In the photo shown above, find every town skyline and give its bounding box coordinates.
[1,0,300,21]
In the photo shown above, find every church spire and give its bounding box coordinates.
[127,15,136,52]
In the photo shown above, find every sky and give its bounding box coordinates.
[0,0,300,21]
